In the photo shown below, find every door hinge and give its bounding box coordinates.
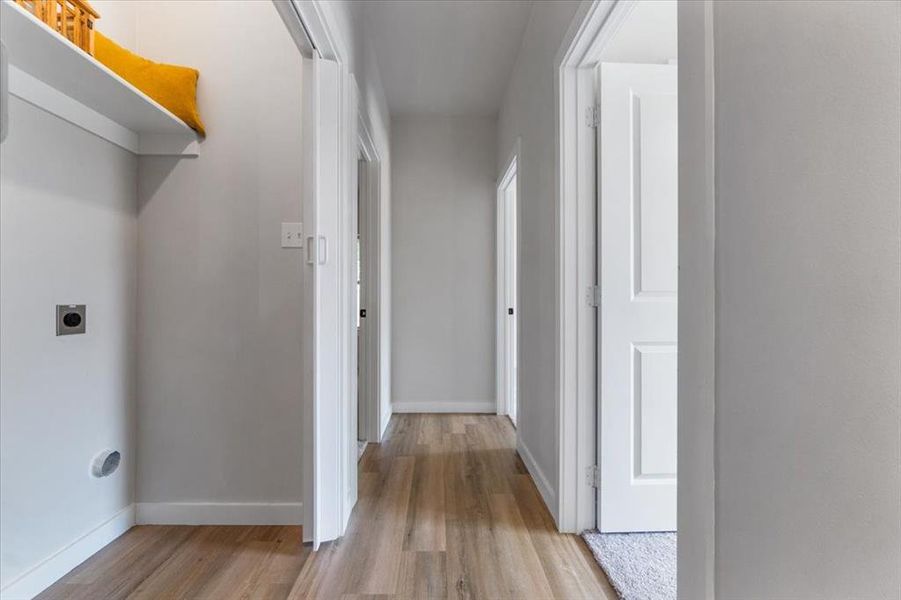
[586,104,600,128]
[586,465,600,488]
[586,285,601,307]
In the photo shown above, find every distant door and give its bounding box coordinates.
[597,62,678,532]
[356,159,366,444]
[497,157,518,426]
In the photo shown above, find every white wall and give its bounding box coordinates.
[496,0,582,513]
[0,100,137,591]
[714,1,901,596]
[133,0,305,509]
[391,116,497,412]
[679,1,901,597]
[91,0,137,48]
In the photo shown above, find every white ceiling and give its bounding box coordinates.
[602,0,677,64]
[362,0,534,117]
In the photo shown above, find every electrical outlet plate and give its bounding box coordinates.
[281,222,304,248]
[56,304,86,335]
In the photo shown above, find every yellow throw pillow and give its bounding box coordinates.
[94,32,206,137]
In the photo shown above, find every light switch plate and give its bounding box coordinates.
[281,222,304,248]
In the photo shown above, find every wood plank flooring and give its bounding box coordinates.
[37,414,614,599]
[36,525,308,600]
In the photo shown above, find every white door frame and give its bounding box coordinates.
[554,0,638,533]
[357,114,381,444]
[556,0,716,591]
[496,140,520,422]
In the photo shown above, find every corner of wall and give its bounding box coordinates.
[517,438,558,526]
[0,506,135,600]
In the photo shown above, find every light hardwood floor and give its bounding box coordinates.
[38,414,614,599]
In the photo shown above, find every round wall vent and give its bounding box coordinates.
[91,450,121,478]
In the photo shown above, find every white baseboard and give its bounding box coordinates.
[135,502,303,525]
[0,504,135,600]
[517,439,558,525]
[391,401,496,414]
[380,404,392,440]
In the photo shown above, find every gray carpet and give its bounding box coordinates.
[582,531,676,600]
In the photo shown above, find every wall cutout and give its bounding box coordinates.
[56,304,86,335]
[91,450,121,478]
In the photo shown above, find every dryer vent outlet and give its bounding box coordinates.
[91,450,121,478]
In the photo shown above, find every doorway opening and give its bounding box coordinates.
[356,157,367,461]
[497,145,519,427]
[559,0,678,597]
[355,125,380,455]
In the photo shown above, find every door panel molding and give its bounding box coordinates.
[598,61,678,533]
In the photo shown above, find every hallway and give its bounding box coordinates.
[291,414,615,598]
[36,415,615,599]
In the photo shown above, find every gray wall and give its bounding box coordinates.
[0,99,137,588]
[496,0,582,512]
[135,0,305,505]
[391,116,497,411]
[680,1,901,597]
[677,1,716,597]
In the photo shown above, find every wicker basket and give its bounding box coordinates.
[15,0,100,55]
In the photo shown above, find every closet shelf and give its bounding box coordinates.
[0,0,199,156]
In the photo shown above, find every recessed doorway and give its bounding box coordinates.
[497,146,519,426]
[559,1,679,597]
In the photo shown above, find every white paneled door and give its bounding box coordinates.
[504,170,518,426]
[597,62,677,532]
[496,154,519,426]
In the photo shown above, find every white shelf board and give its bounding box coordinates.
[0,0,199,156]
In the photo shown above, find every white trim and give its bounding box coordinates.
[381,403,393,437]
[555,0,636,533]
[496,182,506,417]
[498,142,520,189]
[0,505,135,600]
[271,0,316,58]
[357,111,382,445]
[517,439,557,521]
[338,69,358,537]
[290,0,347,63]
[300,53,317,548]
[391,401,496,414]
[135,502,303,526]
[496,139,521,421]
